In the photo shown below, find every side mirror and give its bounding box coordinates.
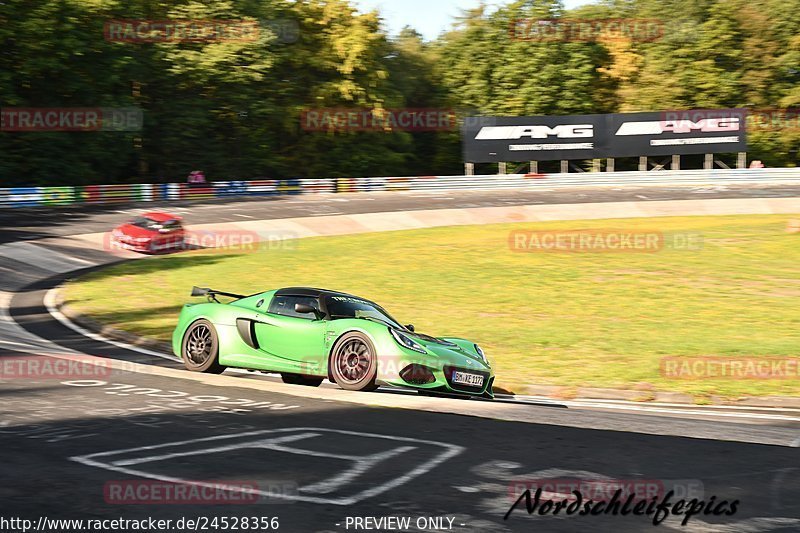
[295,303,322,320]
[405,324,415,332]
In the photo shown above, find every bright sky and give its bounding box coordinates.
[352,0,593,40]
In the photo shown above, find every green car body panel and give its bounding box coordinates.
[172,287,494,397]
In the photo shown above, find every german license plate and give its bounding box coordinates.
[452,371,484,387]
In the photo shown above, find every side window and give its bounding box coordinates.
[162,220,182,232]
[268,295,319,319]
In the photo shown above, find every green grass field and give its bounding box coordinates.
[63,214,800,400]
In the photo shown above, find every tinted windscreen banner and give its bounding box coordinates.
[608,109,747,157]
[462,109,747,163]
[462,115,607,163]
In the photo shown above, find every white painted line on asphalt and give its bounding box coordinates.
[44,287,176,362]
[0,339,40,349]
[514,396,800,413]
[509,396,800,421]
[0,241,95,273]
[111,432,322,467]
[234,214,254,218]
[0,290,12,323]
[70,428,463,505]
[0,290,84,355]
[562,401,800,422]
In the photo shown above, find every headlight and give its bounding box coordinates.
[475,344,488,364]
[390,328,427,354]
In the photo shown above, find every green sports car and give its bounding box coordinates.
[172,286,494,397]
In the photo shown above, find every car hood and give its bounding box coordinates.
[411,332,487,367]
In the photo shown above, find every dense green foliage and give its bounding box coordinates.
[2,0,799,185]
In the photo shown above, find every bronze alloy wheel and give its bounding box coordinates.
[330,332,378,391]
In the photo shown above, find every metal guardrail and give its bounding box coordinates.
[1,169,799,208]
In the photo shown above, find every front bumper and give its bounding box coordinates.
[379,357,494,398]
[112,235,184,254]
[112,236,152,252]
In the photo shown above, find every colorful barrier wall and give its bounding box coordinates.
[1,169,799,208]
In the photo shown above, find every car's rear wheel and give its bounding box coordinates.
[330,333,378,392]
[281,373,324,387]
[181,319,225,374]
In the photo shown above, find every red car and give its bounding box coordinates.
[111,212,185,253]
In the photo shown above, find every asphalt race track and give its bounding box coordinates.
[3,356,800,533]
[4,183,800,245]
[1,185,800,532]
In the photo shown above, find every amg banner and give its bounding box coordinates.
[462,114,605,163]
[463,109,747,162]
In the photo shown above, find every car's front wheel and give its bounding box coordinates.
[330,332,378,392]
[181,319,225,374]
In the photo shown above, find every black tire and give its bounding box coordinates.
[281,373,324,387]
[329,332,378,392]
[181,319,226,374]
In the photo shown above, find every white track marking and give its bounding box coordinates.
[0,339,41,349]
[0,290,12,323]
[561,401,800,422]
[0,241,94,273]
[542,397,800,412]
[300,445,416,494]
[513,395,800,415]
[111,433,322,466]
[44,287,176,361]
[70,428,463,505]
[0,290,79,354]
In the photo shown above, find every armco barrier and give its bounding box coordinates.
[2,169,800,208]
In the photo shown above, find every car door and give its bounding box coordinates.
[252,295,327,371]
[153,219,183,250]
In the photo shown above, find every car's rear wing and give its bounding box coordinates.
[191,286,246,300]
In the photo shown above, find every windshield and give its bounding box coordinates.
[130,216,164,230]
[325,295,404,330]
[129,217,180,231]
